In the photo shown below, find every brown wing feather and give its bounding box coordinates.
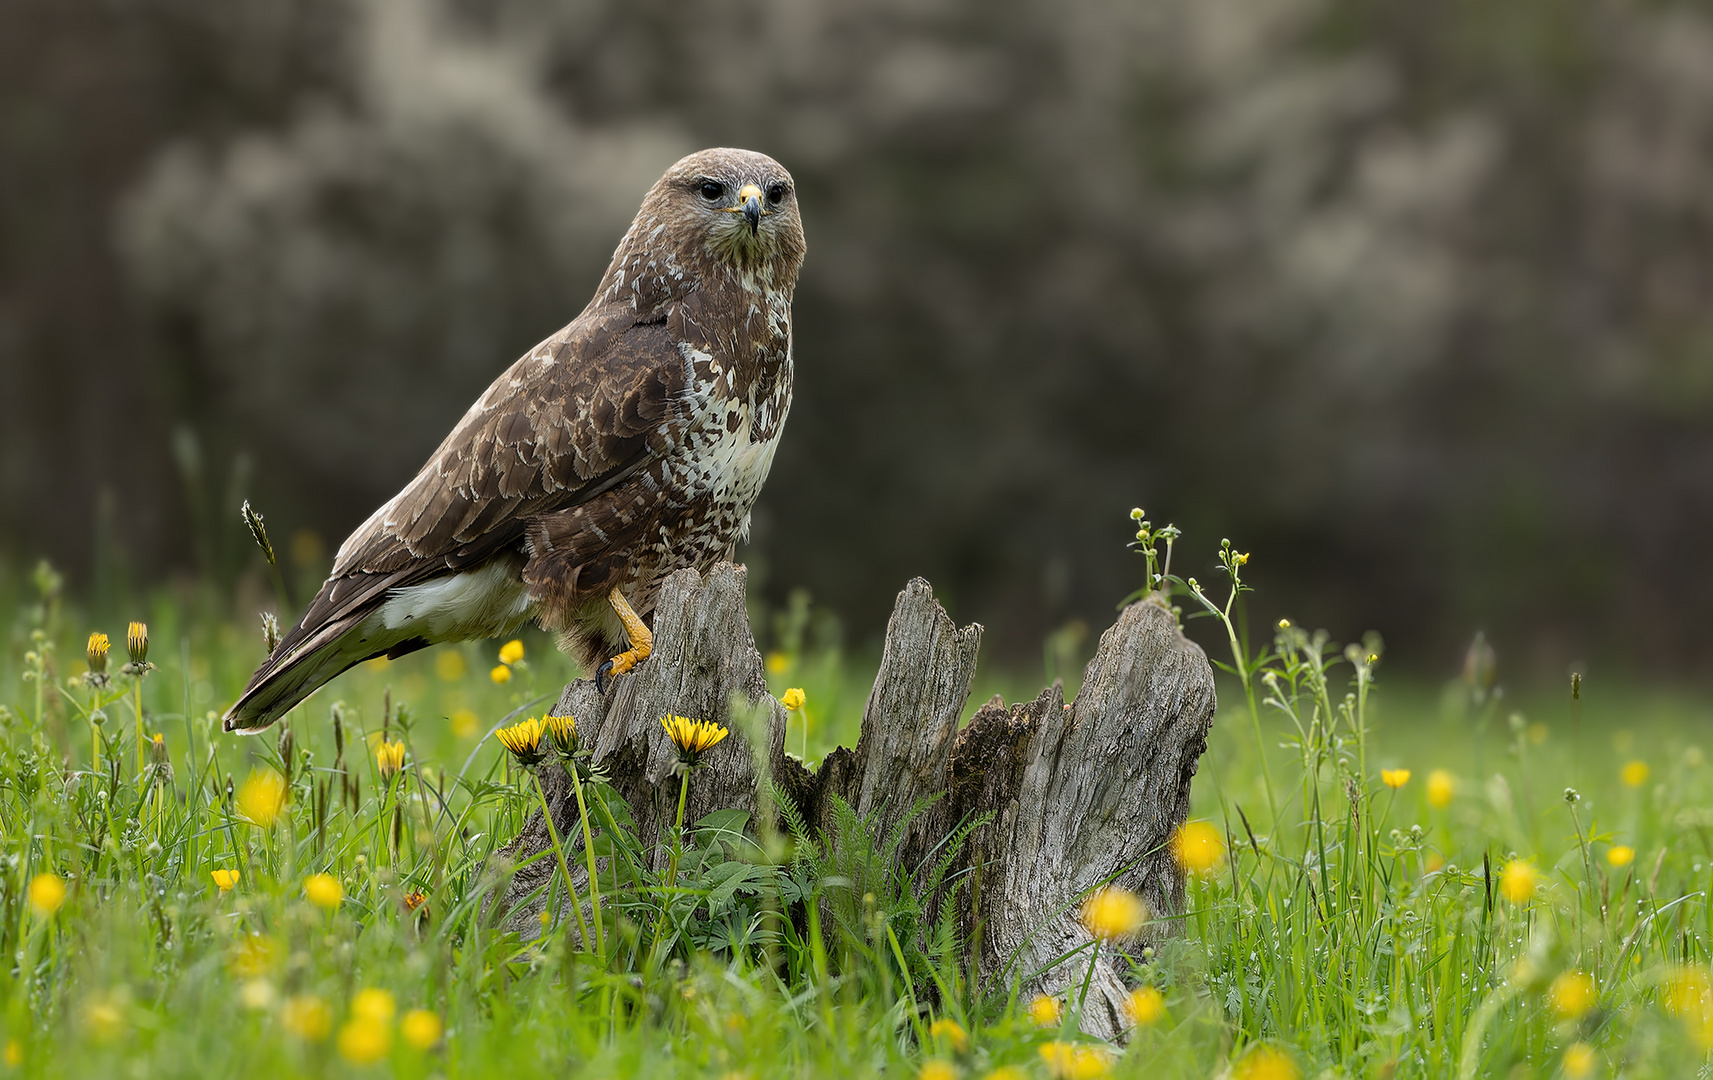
[224,313,689,730]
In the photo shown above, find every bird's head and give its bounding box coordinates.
[637,148,806,287]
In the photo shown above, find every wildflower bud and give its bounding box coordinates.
[261,612,280,654]
[1564,787,1580,804]
[87,632,109,675]
[1130,508,1144,521]
[126,622,149,665]
[241,500,276,566]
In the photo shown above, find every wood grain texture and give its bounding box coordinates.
[487,568,1214,1044]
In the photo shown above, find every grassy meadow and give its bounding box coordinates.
[0,541,1711,1079]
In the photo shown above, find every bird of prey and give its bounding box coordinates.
[224,148,806,733]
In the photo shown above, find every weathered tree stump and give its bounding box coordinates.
[489,562,1215,1039]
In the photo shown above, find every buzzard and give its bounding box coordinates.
[224,148,806,733]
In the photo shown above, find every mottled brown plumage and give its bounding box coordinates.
[226,148,806,732]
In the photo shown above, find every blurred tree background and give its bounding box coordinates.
[4,0,1712,674]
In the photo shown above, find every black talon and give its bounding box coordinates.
[595,660,615,694]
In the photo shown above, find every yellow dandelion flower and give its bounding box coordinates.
[1563,1042,1596,1079]
[449,708,478,738]
[125,621,149,665]
[4,1039,20,1066]
[338,1014,391,1063]
[401,1009,442,1050]
[928,1018,968,1051]
[1038,1041,1113,1079]
[83,996,123,1042]
[499,639,525,665]
[919,1061,957,1080]
[490,664,512,684]
[1621,760,1649,787]
[229,934,278,977]
[211,868,240,892]
[495,716,548,766]
[239,980,275,1010]
[1426,770,1456,809]
[1499,859,1539,904]
[983,1069,1024,1080]
[281,995,332,1042]
[1081,886,1146,940]
[1125,985,1165,1026]
[27,873,65,916]
[1381,768,1411,790]
[1173,820,1225,877]
[662,714,730,770]
[1663,966,1711,1020]
[352,988,395,1024]
[1233,1045,1299,1080]
[781,687,806,711]
[237,769,287,827]
[1549,971,1596,1020]
[766,651,789,674]
[1027,994,1062,1026]
[545,714,579,758]
[86,632,110,675]
[1606,845,1634,868]
[434,650,466,681]
[304,872,343,910]
[375,739,406,780]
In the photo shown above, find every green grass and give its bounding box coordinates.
[2,551,1713,1079]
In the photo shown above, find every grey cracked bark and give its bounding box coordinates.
[486,563,1214,1040]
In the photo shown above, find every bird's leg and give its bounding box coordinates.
[595,588,653,693]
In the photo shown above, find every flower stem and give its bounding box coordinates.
[567,764,606,958]
[133,677,145,779]
[534,773,590,951]
[649,770,691,963]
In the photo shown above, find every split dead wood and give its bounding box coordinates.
[486,562,1214,1039]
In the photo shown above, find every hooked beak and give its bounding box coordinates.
[737,183,764,235]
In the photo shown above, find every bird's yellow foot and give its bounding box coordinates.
[595,588,653,693]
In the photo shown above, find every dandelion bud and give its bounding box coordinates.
[87,632,109,674]
[241,500,276,566]
[126,622,149,665]
[375,739,406,780]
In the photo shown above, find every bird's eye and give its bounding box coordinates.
[767,183,788,205]
[699,180,724,201]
